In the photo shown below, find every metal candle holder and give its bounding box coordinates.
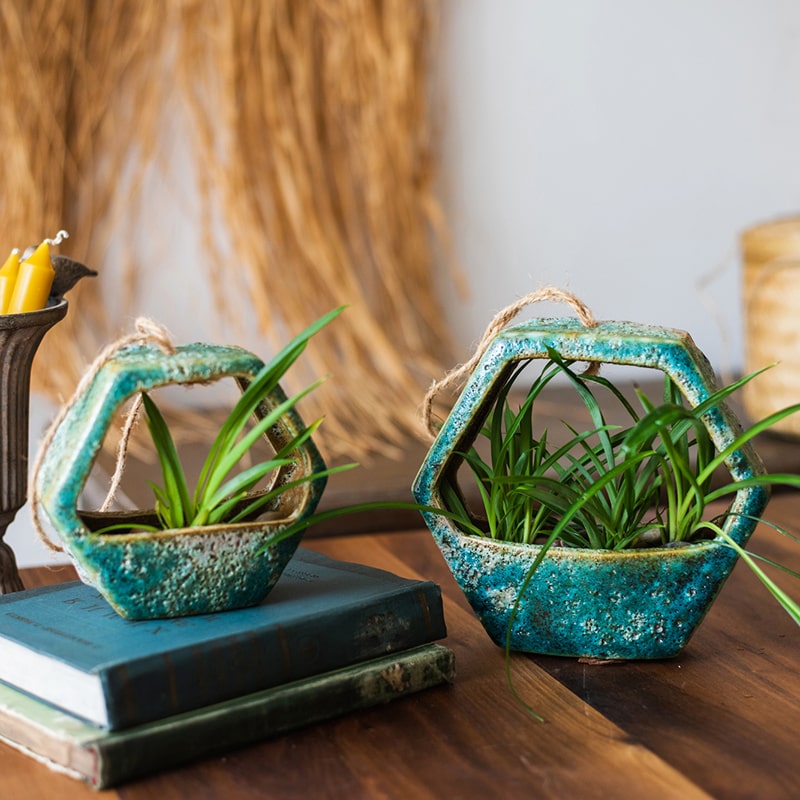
[0,299,68,592]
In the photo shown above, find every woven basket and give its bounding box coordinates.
[741,216,800,436]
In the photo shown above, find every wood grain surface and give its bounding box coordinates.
[5,494,799,798]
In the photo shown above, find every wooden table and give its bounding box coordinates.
[3,494,799,799]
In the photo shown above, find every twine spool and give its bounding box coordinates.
[741,216,800,435]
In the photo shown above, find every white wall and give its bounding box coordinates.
[436,0,800,373]
[11,1,800,569]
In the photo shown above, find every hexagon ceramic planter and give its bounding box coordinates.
[413,319,768,659]
[35,342,327,620]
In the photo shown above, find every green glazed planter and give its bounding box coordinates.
[35,341,327,620]
[413,319,768,660]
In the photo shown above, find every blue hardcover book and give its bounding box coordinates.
[0,548,446,730]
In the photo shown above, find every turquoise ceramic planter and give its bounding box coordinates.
[413,319,769,659]
[35,342,327,620]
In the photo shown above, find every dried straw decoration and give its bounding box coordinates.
[0,0,168,398]
[0,0,455,461]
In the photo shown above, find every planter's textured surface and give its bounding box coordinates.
[413,319,768,659]
[36,342,327,620]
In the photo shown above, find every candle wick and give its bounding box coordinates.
[45,230,69,246]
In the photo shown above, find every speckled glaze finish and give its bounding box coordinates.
[35,342,327,620]
[413,318,769,659]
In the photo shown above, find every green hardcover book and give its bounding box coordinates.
[0,548,447,730]
[0,644,455,789]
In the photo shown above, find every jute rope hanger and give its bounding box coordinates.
[421,287,598,440]
[29,318,176,553]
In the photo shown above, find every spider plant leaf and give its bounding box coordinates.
[438,480,485,536]
[546,349,616,467]
[225,462,359,524]
[91,521,162,535]
[252,497,495,551]
[581,369,642,422]
[205,416,332,525]
[195,345,305,498]
[697,402,800,486]
[619,401,694,459]
[198,380,325,506]
[714,529,800,626]
[688,364,775,420]
[196,307,345,500]
[731,548,800,582]
[489,359,564,473]
[492,475,606,545]
[201,458,296,519]
[703,473,800,504]
[142,393,192,528]
[219,378,324,473]
[549,449,658,543]
[460,449,496,481]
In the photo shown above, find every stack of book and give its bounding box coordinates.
[0,548,454,788]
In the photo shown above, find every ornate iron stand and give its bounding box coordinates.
[0,299,68,592]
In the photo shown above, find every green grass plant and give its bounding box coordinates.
[94,304,460,547]
[443,350,800,624]
[97,306,355,535]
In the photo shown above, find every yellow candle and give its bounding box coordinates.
[0,249,20,313]
[7,241,54,313]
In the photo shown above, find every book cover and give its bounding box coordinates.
[0,643,456,789]
[0,548,446,730]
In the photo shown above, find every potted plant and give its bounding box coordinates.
[413,293,800,662]
[32,308,351,620]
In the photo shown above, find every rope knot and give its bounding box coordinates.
[133,317,175,354]
[421,287,598,439]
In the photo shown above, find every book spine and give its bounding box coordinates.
[91,644,456,788]
[102,583,446,730]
